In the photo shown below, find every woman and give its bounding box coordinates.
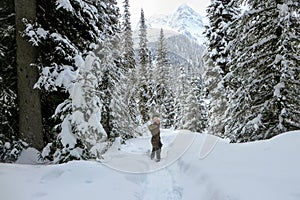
[148,117,163,162]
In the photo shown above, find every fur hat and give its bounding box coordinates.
[153,117,160,124]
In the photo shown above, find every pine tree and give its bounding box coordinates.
[70,51,107,159]
[110,66,139,142]
[174,66,188,129]
[182,76,207,132]
[224,0,300,142]
[98,36,123,138]
[121,0,135,70]
[206,0,239,75]
[204,0,239,137]
[106,0,141,141]
[155,28,175,128]
[42,51,108,162]
[0,0,23,162]
[25,0,121,162]
[137,9,151,123]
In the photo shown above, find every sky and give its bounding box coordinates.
[117,0,211,26]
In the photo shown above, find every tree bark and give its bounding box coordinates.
[15,0,43,150]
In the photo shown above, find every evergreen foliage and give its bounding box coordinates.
[109,0,140,141]
[155,29,175,128]
[182,76,207,132]
[204,0,239,137]
[121,0,135,70]
[173,66,189,129]
[98,36,123,138]
[224,0,300,142]
[205,0,239,75]
[0,0,25,162]
[23,0,120,162]
[137,9,151,123]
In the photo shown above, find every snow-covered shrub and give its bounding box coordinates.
[0,134,28,163]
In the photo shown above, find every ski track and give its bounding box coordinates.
[142,131,185,200]
[142,165,183,200]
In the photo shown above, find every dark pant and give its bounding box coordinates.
[151,147,161,161]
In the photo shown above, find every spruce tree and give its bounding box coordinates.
[205,0,239,75]
[0,0,23,162]
[98,35,123,139]
[204,0,239,137]
[137,9,151,123]
[225,0,300,142]
[182,76,207,132]
[110,65,139,142]
[25,0,121,162]
[155,28,175,128]
[107,0,141,141]
[121,0,135,70]
[174,66,188,129]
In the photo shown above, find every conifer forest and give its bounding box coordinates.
[0,0,299,164]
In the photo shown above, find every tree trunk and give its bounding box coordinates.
[15,0,43,150]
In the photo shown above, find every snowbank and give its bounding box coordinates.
[1,130,300,200]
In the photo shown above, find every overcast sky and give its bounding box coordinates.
[117,0,211,25]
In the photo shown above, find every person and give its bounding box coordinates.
[148,117,163,162]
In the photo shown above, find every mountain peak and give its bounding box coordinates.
[174,3,200,16]
[177,3,193,11]
[147,4,207,44]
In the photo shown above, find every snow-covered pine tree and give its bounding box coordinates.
[173,66,189,129]
[275,1,300,132]
[42,51,108,163]
[155,28,175,128]
[182,76,207,132]
[121,0,135,70]
[137,9,151,123]
[224,0,300,142]
[204,0,240,137]
[24,0,120,162]
[0,0,25,162]
[203,53,227,137]
[206,0,239,75]
[110,78,137,143]
[110,0,140,141]
[98,35,124,139]
[110,61,139,142]
[70,51,108,160]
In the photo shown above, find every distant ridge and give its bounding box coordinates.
[147,4,207,44]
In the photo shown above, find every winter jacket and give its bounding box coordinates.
[148,123,162,150]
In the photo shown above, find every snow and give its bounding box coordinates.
[56,0,74,12]
[59,116,76,149]
[278,3,289,15]
[146,4,207,44]
[16,148,44,165]
[274,82,285,98]
[1,130,300,200]
[4,142,11,149]
[55,65,78,91]
[36,28,48,39]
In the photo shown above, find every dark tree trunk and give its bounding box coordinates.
[15,0,43,150]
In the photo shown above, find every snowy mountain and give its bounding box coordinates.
[133,28,205,74]
[147,4,207,44]
[2,130,300,200]
[133,4,207,74]
[147,32,205,74]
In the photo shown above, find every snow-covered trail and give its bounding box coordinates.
[142,167,183,200]
[102,130,192,199]
[1,130,300,200]
[101,129,196,173]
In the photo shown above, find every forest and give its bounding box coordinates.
[0,0,299,164]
